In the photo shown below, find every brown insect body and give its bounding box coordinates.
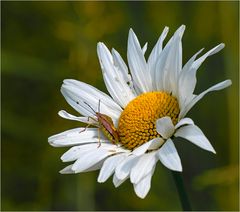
[96,112,119,144]
[83,101,119,145]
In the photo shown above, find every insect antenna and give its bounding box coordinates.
[76,101,95,116]
[83,101,97,115]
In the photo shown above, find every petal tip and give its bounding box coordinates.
[97,177,104,183]
[180,24,186,30]
[176,166,183,172]
[226,79,232,86]
[47,138,53,145]
[129,28,137,40]
[60,156,66,162]
[177,24,186,35]
[60,84,67,93]
[220,43,225,48]
[212,149,217,154]
[62,79,71,84]
[48,136,58,147]
[58,110,65,117]
[97,42,103,50]
[168,164,183,172]
[164,26,169,31]
[136,194,146,199]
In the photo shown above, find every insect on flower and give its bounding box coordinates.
[49,25,232,199]
[79,100,120,146]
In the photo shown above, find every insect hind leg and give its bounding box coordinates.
[79,116,98,133]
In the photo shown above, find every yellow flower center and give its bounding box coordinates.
[118,92,180,150]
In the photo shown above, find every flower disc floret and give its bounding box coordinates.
[118,91,180,149]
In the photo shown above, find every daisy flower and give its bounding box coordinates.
[48,25,232,199]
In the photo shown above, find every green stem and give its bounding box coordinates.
[171,171,192,211]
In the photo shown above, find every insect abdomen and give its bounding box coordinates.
[100,124,116,144]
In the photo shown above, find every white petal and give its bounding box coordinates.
[61,80,122,121]
[48,128,103,147]
[130,152,157,184]
[148,26,169,89]
[113,173,128,187]
[107,144,131,154]
[115,154,139,180]
[112,48,136,95]
[98,153,127,183]
[181,48,204,74]
[60,161,103,174]
[178,48,204,109]
[163,25,185,95]
[133,166,155,199]
[132,137,163,156]
[63,79,122,113]
[112,49,128,78]
[58,110,98,125]
[191,43,225,71]
[142,42,148,55]
[60,143,101,162]
[178,44,224,109]
[156,116,175,139]
[97,43,136,107]
[58,110,83,122]
[179,79,232,118]
[175,118,194,129]
[147,138,165,151]
[178,66,197,110]
[61,142,124,163]
[127,29,152,92]
[83,160,104,172]
[158,139,182,172]
[59,164,74,174]
[72,148,112,173]
[174,124,216,153]
[61,87,93,117]
[155,25,185,95]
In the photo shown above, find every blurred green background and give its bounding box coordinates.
[1,1,239,211]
